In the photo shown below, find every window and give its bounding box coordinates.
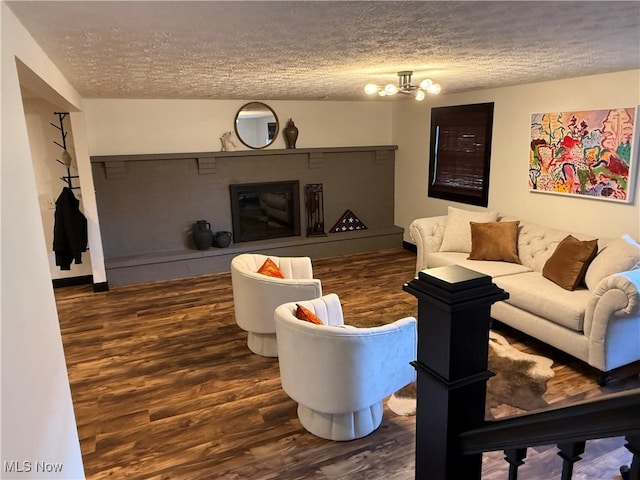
[428,102,494,207]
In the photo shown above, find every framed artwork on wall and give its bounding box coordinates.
[529,107,639,203]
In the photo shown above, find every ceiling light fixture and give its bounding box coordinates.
[364,71,441,101]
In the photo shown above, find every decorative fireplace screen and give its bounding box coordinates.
[229,181,301,243]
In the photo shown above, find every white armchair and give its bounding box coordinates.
[274,293,417,441]
[230,254,322,357]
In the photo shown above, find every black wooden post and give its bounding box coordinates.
[623,435,640,480]
[403,265,508,480]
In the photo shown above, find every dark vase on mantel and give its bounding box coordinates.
[283,118,299,149]
[192,220,213,250]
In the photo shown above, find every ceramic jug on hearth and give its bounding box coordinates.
[213,231,232,248]
[192,220,213,250]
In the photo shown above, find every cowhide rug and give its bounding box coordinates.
[347,302,555,419]
[387,330,555,419]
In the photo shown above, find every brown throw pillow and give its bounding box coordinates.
[295,304,324,325]
[468,221,521,264]
[542,235,598,291]
[257,258,285,278]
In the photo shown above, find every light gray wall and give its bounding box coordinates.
[393,70,640,242]
[90,147,400,285]
[83,71,640,247]
[91,148,396,258]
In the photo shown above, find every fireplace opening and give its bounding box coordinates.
[229,181,301,243]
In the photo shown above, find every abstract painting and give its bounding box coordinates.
[529,107,638,203]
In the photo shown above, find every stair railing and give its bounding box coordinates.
[403,265,640,480]
[461,389,640,480]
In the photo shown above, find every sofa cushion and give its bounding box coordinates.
[439,206,498,253]
[468,221,521,263]
[585,235,640,290]
[494,272,592,331]
[542,235,598,291]
[516,221,597,272]
[427,252,531,278]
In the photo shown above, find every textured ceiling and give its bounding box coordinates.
[7,1,640,101]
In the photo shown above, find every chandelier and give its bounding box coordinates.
[364,71,441,101]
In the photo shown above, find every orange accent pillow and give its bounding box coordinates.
[295,304,324,325]
[468,221,521,264]
[542,235,598,291]
[257,258,284,278]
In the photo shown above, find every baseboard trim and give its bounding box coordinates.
[403,241,417,254]
[53,275,93,288]
[52,276,109,292]
[93,282,110,292]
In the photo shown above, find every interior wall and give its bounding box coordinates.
[393,70,640,243]
[92,148,396,259]
[1,3,85,478]
[69,111,107,284]
[82,99,393,156]
[23,98,93,280]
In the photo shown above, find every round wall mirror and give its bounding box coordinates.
[234,102,279,149]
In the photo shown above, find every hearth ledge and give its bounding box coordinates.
[105,226,403,269]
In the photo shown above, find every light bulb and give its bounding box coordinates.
[419,79,433,90]
[426,83,442,94]
[377,90,387,97]
[384,84,398,95]
[364,84,379,95]
[415,89,426,101]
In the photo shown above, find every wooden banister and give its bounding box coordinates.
[403,265,508,479]
[460,389,640,454]
[404,265,640,480]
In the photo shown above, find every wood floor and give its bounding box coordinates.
[55,247,640,480]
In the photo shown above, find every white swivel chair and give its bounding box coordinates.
[230,253,322,357]
[274,293,417,441]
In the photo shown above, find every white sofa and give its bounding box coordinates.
[409,207,640,380]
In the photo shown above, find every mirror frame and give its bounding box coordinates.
[234,102,279,149]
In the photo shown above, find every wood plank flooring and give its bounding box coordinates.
[55,247,640,480]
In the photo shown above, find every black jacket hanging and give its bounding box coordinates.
[53,187,88,270]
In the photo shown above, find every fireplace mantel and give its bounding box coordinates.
[91,145,397,177]
[90,145,401,286]
[91,145,397,162]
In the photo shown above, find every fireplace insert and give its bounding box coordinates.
[229,181,301,243]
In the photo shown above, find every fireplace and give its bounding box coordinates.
[229,181,301,243]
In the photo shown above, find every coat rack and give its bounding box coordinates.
[52,112,79,189]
